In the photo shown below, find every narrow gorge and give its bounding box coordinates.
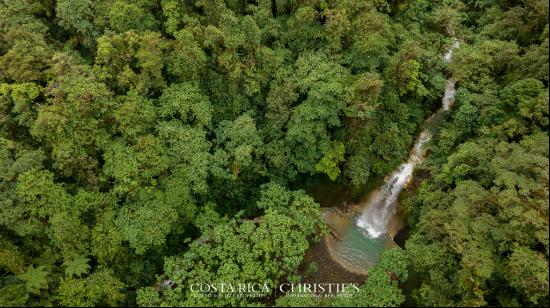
[318,36,460,276]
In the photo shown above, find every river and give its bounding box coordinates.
[310,36,460,277]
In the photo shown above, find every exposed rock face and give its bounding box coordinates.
[322,207,350,240]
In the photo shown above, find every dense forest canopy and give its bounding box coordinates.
[0,0,548,307]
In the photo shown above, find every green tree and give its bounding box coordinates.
[17,265,49,295]
[334,248,409,307]
[57,270,126,307]
[140,183,327,306]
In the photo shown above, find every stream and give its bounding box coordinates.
[321,37,460,276]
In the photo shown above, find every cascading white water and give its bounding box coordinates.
[356,131,432,238]
[355,38,460,239]
[324,35,461,276]
[443,38,459,63]
[442,37,459,111]
[442,78,457,111]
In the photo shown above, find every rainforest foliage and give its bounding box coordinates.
[402,3,550,307]
[0,0,548,307]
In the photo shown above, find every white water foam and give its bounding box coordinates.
[444,38,460,63]
[442,77,457,111]
[356,131,431,238]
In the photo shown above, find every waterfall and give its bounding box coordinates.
[442,37,459,110]
[356,131,431,238]
[320,35,461,276]
[443,38,459,63]
[355,38,459,239]
[442,78,457,111]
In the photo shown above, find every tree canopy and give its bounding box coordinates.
[0,0,547,307]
